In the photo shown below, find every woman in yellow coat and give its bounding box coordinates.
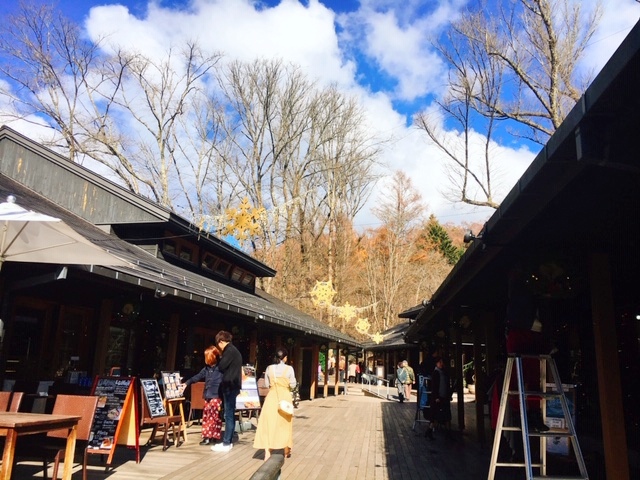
[253,348,297,461]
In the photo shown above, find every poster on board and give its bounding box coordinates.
[161,371,183,400]
[140,378,168,417]
[88,376,135,450]
[237,365,261,410]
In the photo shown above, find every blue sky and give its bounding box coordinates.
[1,0,639,227]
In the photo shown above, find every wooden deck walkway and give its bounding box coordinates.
[13,386,496,480]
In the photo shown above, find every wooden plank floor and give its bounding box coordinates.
[12,386,496,480]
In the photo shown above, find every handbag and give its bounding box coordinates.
[271,365,294,417]
[278,399,294,416]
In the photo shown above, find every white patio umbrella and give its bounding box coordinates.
[0,195,129,270]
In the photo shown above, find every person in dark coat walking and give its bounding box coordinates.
[426,356,451,439]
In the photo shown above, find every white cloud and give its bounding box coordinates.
[361,10,445,100]
[86,0,356,88]
[580,0,640,75]
[337,0,465,101]
[0,80,62,145]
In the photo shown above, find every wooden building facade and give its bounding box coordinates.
[0,126,359,401]
[404,20,640,480]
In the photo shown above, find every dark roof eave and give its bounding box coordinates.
[405,19,640,343]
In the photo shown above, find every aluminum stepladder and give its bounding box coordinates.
[488,354,588,480]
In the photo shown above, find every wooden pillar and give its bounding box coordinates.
[589,253,629,480]
[323,346,329,398]
[473,320,485,446]
[310,344,319,400]
[166,313,179,369]
[334,343,340,395]
[454,318,465,431]
[94,299,113,375]
[249,329,258,365]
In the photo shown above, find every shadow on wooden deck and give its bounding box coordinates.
[9,386,605,480]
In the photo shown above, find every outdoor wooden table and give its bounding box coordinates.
[0,411,81,480]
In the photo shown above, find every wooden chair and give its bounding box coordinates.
[14,394,99,480]
[187,382,205,425]
[257,378,269,406]
[0,391,23,412]
[0,391,10,411]
[8,391,24,412]
[49,395,99,479]
[0,391,24,455]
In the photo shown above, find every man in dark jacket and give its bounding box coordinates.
[211,330,243,452]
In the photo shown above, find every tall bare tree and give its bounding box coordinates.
[465,0,602,141]
[213,59,382,298]
[416,0,602,209]
[0,2,109,161]
[415,25,504,208]
[101,44,220,210]
[0,3,222,215]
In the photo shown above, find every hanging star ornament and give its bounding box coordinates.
[371,332,384,344]
[310,280,336,307]
[355,317,371,334]
[222,197,265,241]
[338,302,357,322]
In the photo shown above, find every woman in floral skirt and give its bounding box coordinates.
[182,345,223,445]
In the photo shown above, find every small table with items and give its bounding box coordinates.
[0,412,81,480]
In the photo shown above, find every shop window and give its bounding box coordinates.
[179,246,193,262]
[215,260,231,276]
[162,236,196,264]
[230,267,243,282]
[241,274,255,287]
[163,239,176,255]
[201,252,218,271]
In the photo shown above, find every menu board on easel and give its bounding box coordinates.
[161,371,183,400]
[87,376,139,464]
[140,378,167,417]
[237,366,261,410]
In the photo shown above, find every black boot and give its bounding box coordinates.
[200,438,211,445]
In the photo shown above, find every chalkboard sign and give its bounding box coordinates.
[140,378,167,417]
[88,376,134,450]
[161,371,183,400]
